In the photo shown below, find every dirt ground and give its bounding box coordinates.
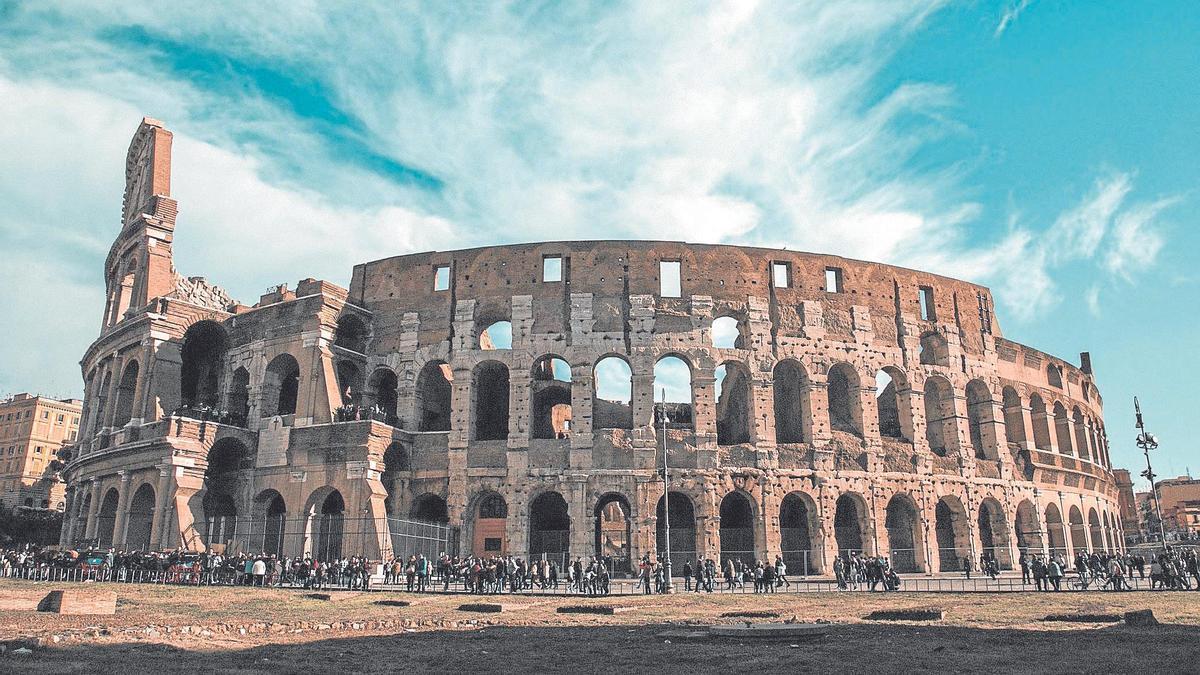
[1,580,1197,673]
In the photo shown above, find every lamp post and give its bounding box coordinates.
[659,387,674,593]
[1134,397,1168,550]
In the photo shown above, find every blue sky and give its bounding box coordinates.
[0,1,1195,485]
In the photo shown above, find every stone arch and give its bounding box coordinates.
[415,360,452,432]
[1087,507,1104,553]
[203,437,249,546]
[710,315,747,349]
[262,353,301,417]
[97,487,120,549]
[718,490,756,564]
[472,361,510,441]
[228,367,250,424]
[1001,386,1025,445]
[715,361,752,445]
[934,495,969,571]
[773,360,812,444]
[594,492,631,572]
[923,375,957,456]
[780,492,820,574]
[472,491,509,556]
[305,488,345,561]
[978,497,1012,569]
[333,313,369,353]
[593,355,633,430]
[965,379,997,460]
[884,492,924,572]
[919,332,949,367]
[364,367,399,424]
[410,493,450,523]
[181,320,228,408]
[1053,402,1073,456]
[380,442,409,515]
[335,360,363,407]
[834,492,870,557]
[125,482,155,551]
[531,355,572,440]
[875,367,913,442]
[653,355,694,429]
[1072,407,1091,461]
[656,491,697,562]
[1044,502,1067,557]
[1102,511,1114,552]
[113,360,140,427]
[1015,499,1043,554]
[1028,394,1052,451]
[827,363,863,436]
[253,489,287,557]
[529,490,571,563]
[1068,505,1087,553]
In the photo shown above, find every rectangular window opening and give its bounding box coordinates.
[433,265,450,292]
[660,260,682,298]
[919,286,936,321]
[824,267,843,293]
[542,255,562,282]
[484,537,502,552]
[772,262,790,289]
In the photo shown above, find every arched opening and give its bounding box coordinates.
[1044,503,1067,558]
[254,490,287,557]
[380,442,409,515]
[653,356,693,429]
[715,361,751,445]
[416,361,453,431]
[411,493,450,523]
[885,493,922,572]
[1073,408,1091,461]
[531,356,572,439]
[594,493,631,573]
[1102,512,1114,552]
[480,320,512,350]
[655,491,697,563]
[1001,387,1025,446]
[718,491,755,564]
[336,360,363,408]
[593,356,633,430]
[262,354,300,417]
[74,493,91,547]
[113,360,139,427]
[203,438,248,547]
[966,379,996,460]
[1029,394,1052,451]
[472,361,510,440]
[1068,505,1088,554]
[125,483,155,551]
[474,492,508,556]
[1015,499,1043,554]
[780,492,817,575]
[364,368,399,425]
[827,363,862,436]
[773,360,811,443]
[919,332,949,367]
[923,376,957,456]
[97,488,120,549]
[1088,508,1104,552]
[313,490,345,561]
[834,493,868,557]
[529,491,570,564]
[1053,402,1073,455]
[935,497,968,571]
[875,367,912,441]
[181,321,227,408]
[1047,363,1063,388]
[978,498,1012,569]
[711,316,746,349]
[333,314,369,353]
[228,367,250,425]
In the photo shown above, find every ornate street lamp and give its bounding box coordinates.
[659,387,674,593]
[1134,397,1168,550]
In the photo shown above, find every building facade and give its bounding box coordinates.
[60,118,1123,572]
[0,393,81,509]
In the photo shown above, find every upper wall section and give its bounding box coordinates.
[351,240,1004,354]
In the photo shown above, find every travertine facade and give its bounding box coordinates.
[61,119,1123,573]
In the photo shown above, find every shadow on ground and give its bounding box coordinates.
[5,622,1197,674]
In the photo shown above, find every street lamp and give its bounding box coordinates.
[1134,397,1168,550]
[658,387,674,593]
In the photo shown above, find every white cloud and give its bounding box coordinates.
[996,0,1033,37]
[1104,196,1176,281]
[1085,284,1101,317]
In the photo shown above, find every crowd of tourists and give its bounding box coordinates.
[1017,548,1200,591]
[378,553,613,596]
[833,553,903,591]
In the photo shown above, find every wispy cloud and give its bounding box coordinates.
[995,0,1033,37]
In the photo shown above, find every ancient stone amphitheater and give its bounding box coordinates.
[61,118,1122,576]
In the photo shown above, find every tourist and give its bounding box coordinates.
[1047,557,1063,591]
[1019,553,1031,584]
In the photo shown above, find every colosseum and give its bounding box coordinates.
[60,118,1123,576]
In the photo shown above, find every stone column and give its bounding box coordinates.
[630,371,655,429]
[569,365,594,469]
[112,470,133,548]
[59,488,77,547]
[84,479,102,540]
[508,367,531,448]
[149,465,172,549]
